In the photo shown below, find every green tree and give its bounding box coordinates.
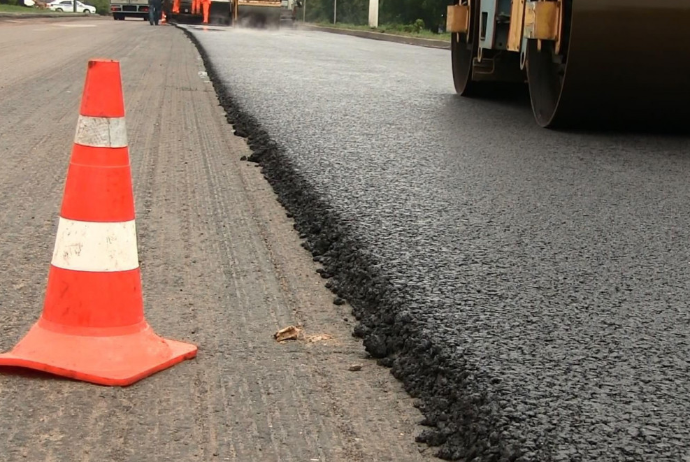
[87,0,110,15]
[302,0,447,33]
[380,0,447,30]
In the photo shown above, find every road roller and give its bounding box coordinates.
[446,1,690,129]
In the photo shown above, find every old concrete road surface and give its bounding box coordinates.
[0,18,434,462]
[185,26,690,462]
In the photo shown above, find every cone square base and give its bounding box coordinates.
[0,322,197,386]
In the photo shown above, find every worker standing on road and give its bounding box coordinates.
[192,0,200,15]
[201,0,210,23]
[148,0,162,25]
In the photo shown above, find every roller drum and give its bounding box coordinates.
[527,0,690,129]
[451,0,479,95]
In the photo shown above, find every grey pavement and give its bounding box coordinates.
[0,19,431,462]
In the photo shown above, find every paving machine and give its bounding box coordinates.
[170,0,232,25]
[233,0,282,28]
[446,1,690,128]
[169,0,281,26]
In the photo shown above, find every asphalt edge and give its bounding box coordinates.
[176,24,518,462]
[298,23,450,50]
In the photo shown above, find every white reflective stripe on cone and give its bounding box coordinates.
[74,115,128,148]
[51,218,139,272]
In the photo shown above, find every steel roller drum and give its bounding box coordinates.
[527,0,690,129]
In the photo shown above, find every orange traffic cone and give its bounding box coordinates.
[0,59,197,386]
[161,10,166,23]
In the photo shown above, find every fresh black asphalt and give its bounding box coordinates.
[183,25,690,461]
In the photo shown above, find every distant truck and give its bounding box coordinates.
[110,0,150,20]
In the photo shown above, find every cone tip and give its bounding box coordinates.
[88,58,119,68]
